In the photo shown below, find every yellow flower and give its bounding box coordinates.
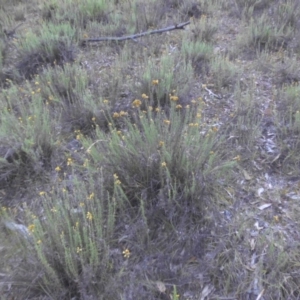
[132,99,142,108]
[141,93,149,99]
[83,159,89,167]
[50,207,57,213]
[103,99,109,104]
[55,166,61,172]
[67,157,73,166]
[76,247,83,253]
[155,107,160,112]
[170,95,179,101]
[28,224,35,233]
[152,79,159,85]
[113,173,119,180]
[191,99,197,104]
[119,111,128,116]
[39,191,46,196]
[176,104,182,109]
[37,240,42,245]
[161,162,167,167]
[86,212,93,221]
[164,120,170,125]
[113,112,120,118]
[233,155,241,161]
[123,248,131,258]
[115,179,121,185]
[79,202,85,207]
[35,81,39,85]
[158,141,164,147]
[88,193,94,200]
[92,117,96,122]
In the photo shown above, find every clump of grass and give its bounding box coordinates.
[37,63,110,137]
[42,0,111,29]
[223,84,262,160]
[210,56,239,91]
[272,83,300,172]
[181,39,213,76]
[207,217,300,298]
[275,0,300,30]
[85,105,236,215]
[236,4,296,56]
[231,0,275,20]
[137,53,194,108]
[257,51,300,86]
[39,63,89,106]
[0,84,57,196]
[16,23,77,80]
[1,173,123,299]
[1,105,237,299]
[246,16,291,51]
[187,15,218,43]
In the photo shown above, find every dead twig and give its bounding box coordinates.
[204,87,222,99]
[81,21,190,45]
[3,23,24,39]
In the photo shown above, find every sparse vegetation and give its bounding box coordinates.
[1,0,300,299]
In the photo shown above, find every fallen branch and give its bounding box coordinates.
[81,21,190,45]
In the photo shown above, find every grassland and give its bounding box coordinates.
[1,0,300,299]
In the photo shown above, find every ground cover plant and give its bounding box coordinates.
[1,0,300,299]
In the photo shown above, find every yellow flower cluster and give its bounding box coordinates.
[86,211,93,221]
[169,95,179,102]
[114,174,121,185]
[28,224,35,233]
[123,248,131,258]
[113,110,128,118]
[132,99,142,108]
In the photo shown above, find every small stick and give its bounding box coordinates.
[204,87,222,99]
[81,21,190,44]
